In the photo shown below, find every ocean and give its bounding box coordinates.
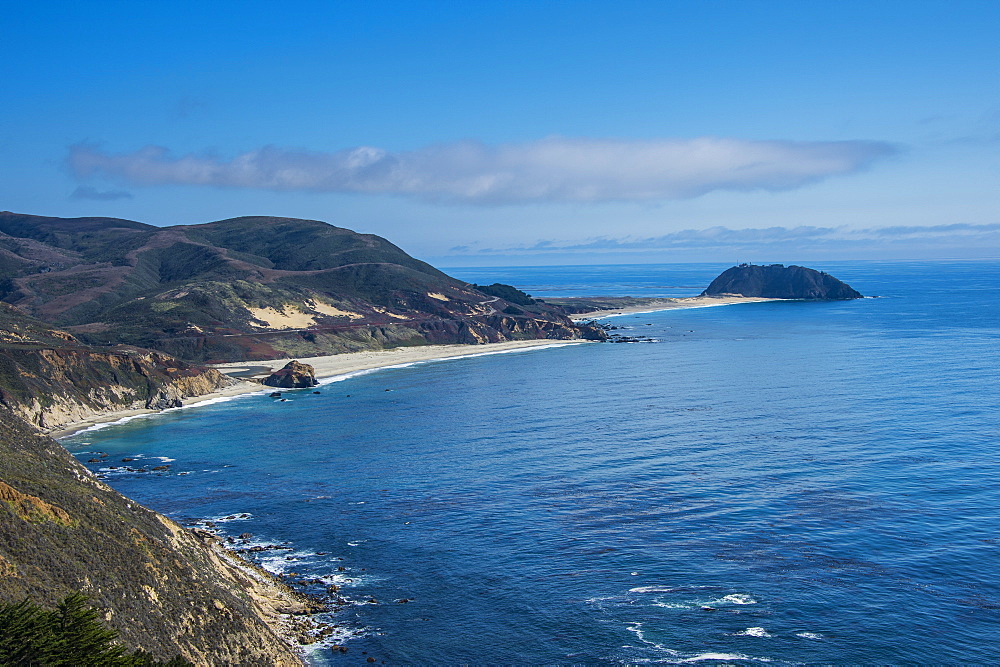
[62,260,1000,664]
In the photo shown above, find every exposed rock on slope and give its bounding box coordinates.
[0,408,304,665]
[0,302,238,431]
[701,264,863,299]
[0,212,604,361]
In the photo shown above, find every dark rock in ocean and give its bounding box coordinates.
[701,264,863,299]
[269,392,282,397]
[262,360,319,388]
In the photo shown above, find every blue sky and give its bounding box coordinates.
[2,0,997,265]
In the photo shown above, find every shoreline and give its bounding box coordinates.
[51,298,783,439]
[567,295,784,320]
[51,339,590,439]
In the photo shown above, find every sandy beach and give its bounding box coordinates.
[51,339,589,439]
[568,295,783,320]
[51,298,783,438]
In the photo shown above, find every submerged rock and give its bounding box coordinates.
[263,360,319,388]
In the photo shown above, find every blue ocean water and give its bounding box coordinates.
[63,261,1000,664]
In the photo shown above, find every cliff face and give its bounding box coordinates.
[701,264,863,299]
[0,346,237,430]
[0,301,241,430]
[0,408,304,665]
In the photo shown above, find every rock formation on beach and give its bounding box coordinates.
[263,360,319,388]
[701,264,863,299]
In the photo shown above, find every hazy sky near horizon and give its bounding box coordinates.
[3,1,998,265]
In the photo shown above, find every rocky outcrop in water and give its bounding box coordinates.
[263,360,319,388]
[701,264,863,299]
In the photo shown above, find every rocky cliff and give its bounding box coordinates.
[0,346,237,431]
[0,408,305,664]
[701,264,863,299]
[0,302,239,431]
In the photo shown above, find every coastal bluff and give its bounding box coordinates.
[702,264,863,299]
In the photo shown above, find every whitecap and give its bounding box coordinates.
[680,652,759,663]
[720,593,757,605]
[796,632,823,640]
[208,512,253,522]
[735,627,771,638]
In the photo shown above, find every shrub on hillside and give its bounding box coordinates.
[0,593,190,666]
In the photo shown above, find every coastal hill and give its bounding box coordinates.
[702,263,863,299]
[0,212,604,362]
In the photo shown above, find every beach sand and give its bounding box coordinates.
[50,339,589,439]
[568,295,782,320]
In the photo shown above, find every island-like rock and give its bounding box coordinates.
[263,360,319,388]
[701,264,863,299]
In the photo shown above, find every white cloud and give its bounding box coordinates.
[68,137,894,204]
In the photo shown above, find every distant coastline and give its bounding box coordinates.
[564,294,784,320]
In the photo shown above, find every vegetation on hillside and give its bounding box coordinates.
[471,282,536,305]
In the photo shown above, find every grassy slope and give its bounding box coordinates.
[0,409,302,665]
